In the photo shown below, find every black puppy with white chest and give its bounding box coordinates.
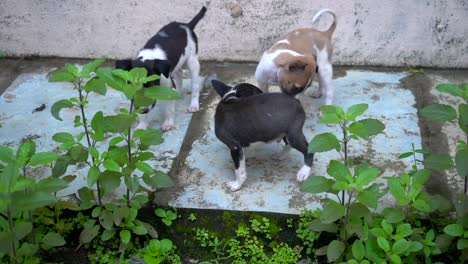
[116,6,207,131]
[212,80,314,191]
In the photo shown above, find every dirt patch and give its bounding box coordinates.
[399,73,452,199]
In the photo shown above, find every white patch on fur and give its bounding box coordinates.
[296,165,311,182]
[275,39,290,45]
[137,46,167,61]
[226,153,246,192]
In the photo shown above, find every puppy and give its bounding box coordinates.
[115,6,207,131]
[212,80,314,192]
[255,8,337,106]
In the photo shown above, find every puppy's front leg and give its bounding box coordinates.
[226,145,246,192]
[318,62,334,106]
[161,76,178,131]
[188,57,201,112]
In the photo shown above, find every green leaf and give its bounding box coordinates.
[42,232,66,248]
[395,224,412,238]
[112,69,132,82]
[308,219,338,233]
[36,178,68,193]
[53,132,74,144]
[382,220,394,235]
[309,133,340,153]
[399,152,413,159]
[349,202,371,219]
[96,67,126,91]
[99,210,114,230]
[136,161,154,174]
[79,225,100,244]
[102,114,136,133]
[130,67,148,83]
[413,169,430,188]
[51,99,74,121]
[390,254,402,264]
[29,152,59,166]
[78,187,96,203]
[88,146,99,160]
[320,199,345,223]
[81,58,106,78]
[321,105,345,118]
[459,103,468,133]
[392,239,410,255]
[13,191,56,211]
[455,148,468,177]
[326,240,346,262]
[143,74,160,83]
[120,229,131,244]
[142,171,174,189]
[407,241,423,252]
[356,167,381,188]
[349,121,369,139]
[443,224,464,237]
[100,170,121,193]
[352,240,365,261]
[134,128,163,146]
[49,68,76,82]
[109,136,125,146]
[87,166,100,187]
[300,176,334,193]
[144,85,182,100]
[346,103,368,121]
[83,77,106,95]
[103,159,121,172]
[113,207,130,226]
[382,208,405,224]
[14,221,33,240]
[0,145,14,163]
[421,104,457,122]
[356,118,385,137]
[457,238,468,250]
[101,229,116,241]
[356,190,378,208]
[327,160,352,182]
[134,89,155,108]
[423,154,454,171]
[132,225,148,235]
[377,237,390,252]
[436,83,464,98]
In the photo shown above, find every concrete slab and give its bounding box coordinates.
[0,59,466,214]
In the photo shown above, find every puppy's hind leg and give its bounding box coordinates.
[187,56,201,112]
[318,61,334,106]
[271,137,292,161]
[287,121,314,182]
[225,145,247,192]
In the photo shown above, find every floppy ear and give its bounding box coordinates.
[153,60,172,78]
[211,80,232,97]
[235,83,263,97]
[115,59,133,70]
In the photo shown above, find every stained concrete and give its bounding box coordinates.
[0,58,466,214]
[1,1,468,67]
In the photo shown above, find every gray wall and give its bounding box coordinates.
[1,0,467,67]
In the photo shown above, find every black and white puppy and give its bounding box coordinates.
[212,80,314,191]
[116,6,207,131]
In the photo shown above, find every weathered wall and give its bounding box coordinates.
[1,0,467,67]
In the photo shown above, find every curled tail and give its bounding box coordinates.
[187,6,207,30]
[312,8,337,38]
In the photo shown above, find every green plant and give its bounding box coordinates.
[155,208,178,226]
[0,141,70,263]
[139,238,180,264]
[48,59,180,257]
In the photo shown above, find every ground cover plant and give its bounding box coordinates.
[0,58,467,263]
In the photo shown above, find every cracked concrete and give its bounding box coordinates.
[0,58,466,214]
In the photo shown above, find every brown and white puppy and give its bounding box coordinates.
[255,8,337,106]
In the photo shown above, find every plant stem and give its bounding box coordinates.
[7,205,18,264]
[465,129,467,195]
[343,191,353,240]
[342,122,349,205]
[126,99,135,207]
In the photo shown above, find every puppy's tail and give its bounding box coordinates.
[312,8,337,38]
[187,6,207,30]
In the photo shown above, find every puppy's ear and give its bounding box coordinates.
[153,60,172,78]
[211,80,232,97]
[115,59,133,70]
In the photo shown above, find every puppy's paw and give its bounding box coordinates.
[161,120,176,131]
[311,90,323,98]
[189,101,200,113]
[296,165,311,182]
[225,181,242,192]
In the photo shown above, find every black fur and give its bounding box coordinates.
[212,80,314,171]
